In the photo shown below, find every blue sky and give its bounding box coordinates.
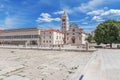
[0,0,120,32]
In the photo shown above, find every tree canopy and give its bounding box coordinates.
[86,34,94,43]
[94,20,120,48]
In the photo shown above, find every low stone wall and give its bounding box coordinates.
[0,45,96,52]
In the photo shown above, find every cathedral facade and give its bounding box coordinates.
[61,11,87,45]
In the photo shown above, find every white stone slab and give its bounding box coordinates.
[4,75,30,80]
[82,49,120,80]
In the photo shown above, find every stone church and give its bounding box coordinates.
[61,11,87,45]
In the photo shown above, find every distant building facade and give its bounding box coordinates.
[61,11,87,45]
[0,28,41,46]
[41,28,64,46]
[66,24,87,45]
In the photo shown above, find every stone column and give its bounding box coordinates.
[37,40,40,47]
[25,41,27,47]
[25,41,29,47]
[86,42,89,50]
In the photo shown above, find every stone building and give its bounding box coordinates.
[0,28,41,46]
[40,28,64,46]
[66,23,87,45]
[0,28,64,47]
[61,11,87,45]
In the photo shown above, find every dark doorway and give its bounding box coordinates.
[31,41,37,45]
[71,36,75,44]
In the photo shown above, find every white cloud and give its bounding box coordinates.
[87,9,120,22]
[88,9,120,17]
[92,16,101,20]
[74,0,104,13]
[59,0,104,14]
[87,10,104,15]
[101,9,120,16]
[54,11,64,15]
[36,13,60,23]
[92,16,103,22]
[40,13,51,18]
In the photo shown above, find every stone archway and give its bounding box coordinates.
[71,36,75,44]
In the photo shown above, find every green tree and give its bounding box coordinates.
[86,34,94,43]
[94,20,120,48]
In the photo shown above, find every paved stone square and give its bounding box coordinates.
[82,49,120,80]
[0,48,92,80]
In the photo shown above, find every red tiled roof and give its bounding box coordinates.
[41,28,63,34]
[79,28,83,30]
[0,30,3,32]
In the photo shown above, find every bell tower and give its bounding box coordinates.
[61,11,69,33]
[61,11,69,44]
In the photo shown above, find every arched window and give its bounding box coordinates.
[73,29,75,32]
[62,19,65,21]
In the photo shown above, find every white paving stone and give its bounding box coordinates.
[4,75,30,80]
[82,49,120,80]
[0,48,93,80]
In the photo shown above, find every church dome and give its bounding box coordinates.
[70,23,78,28]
